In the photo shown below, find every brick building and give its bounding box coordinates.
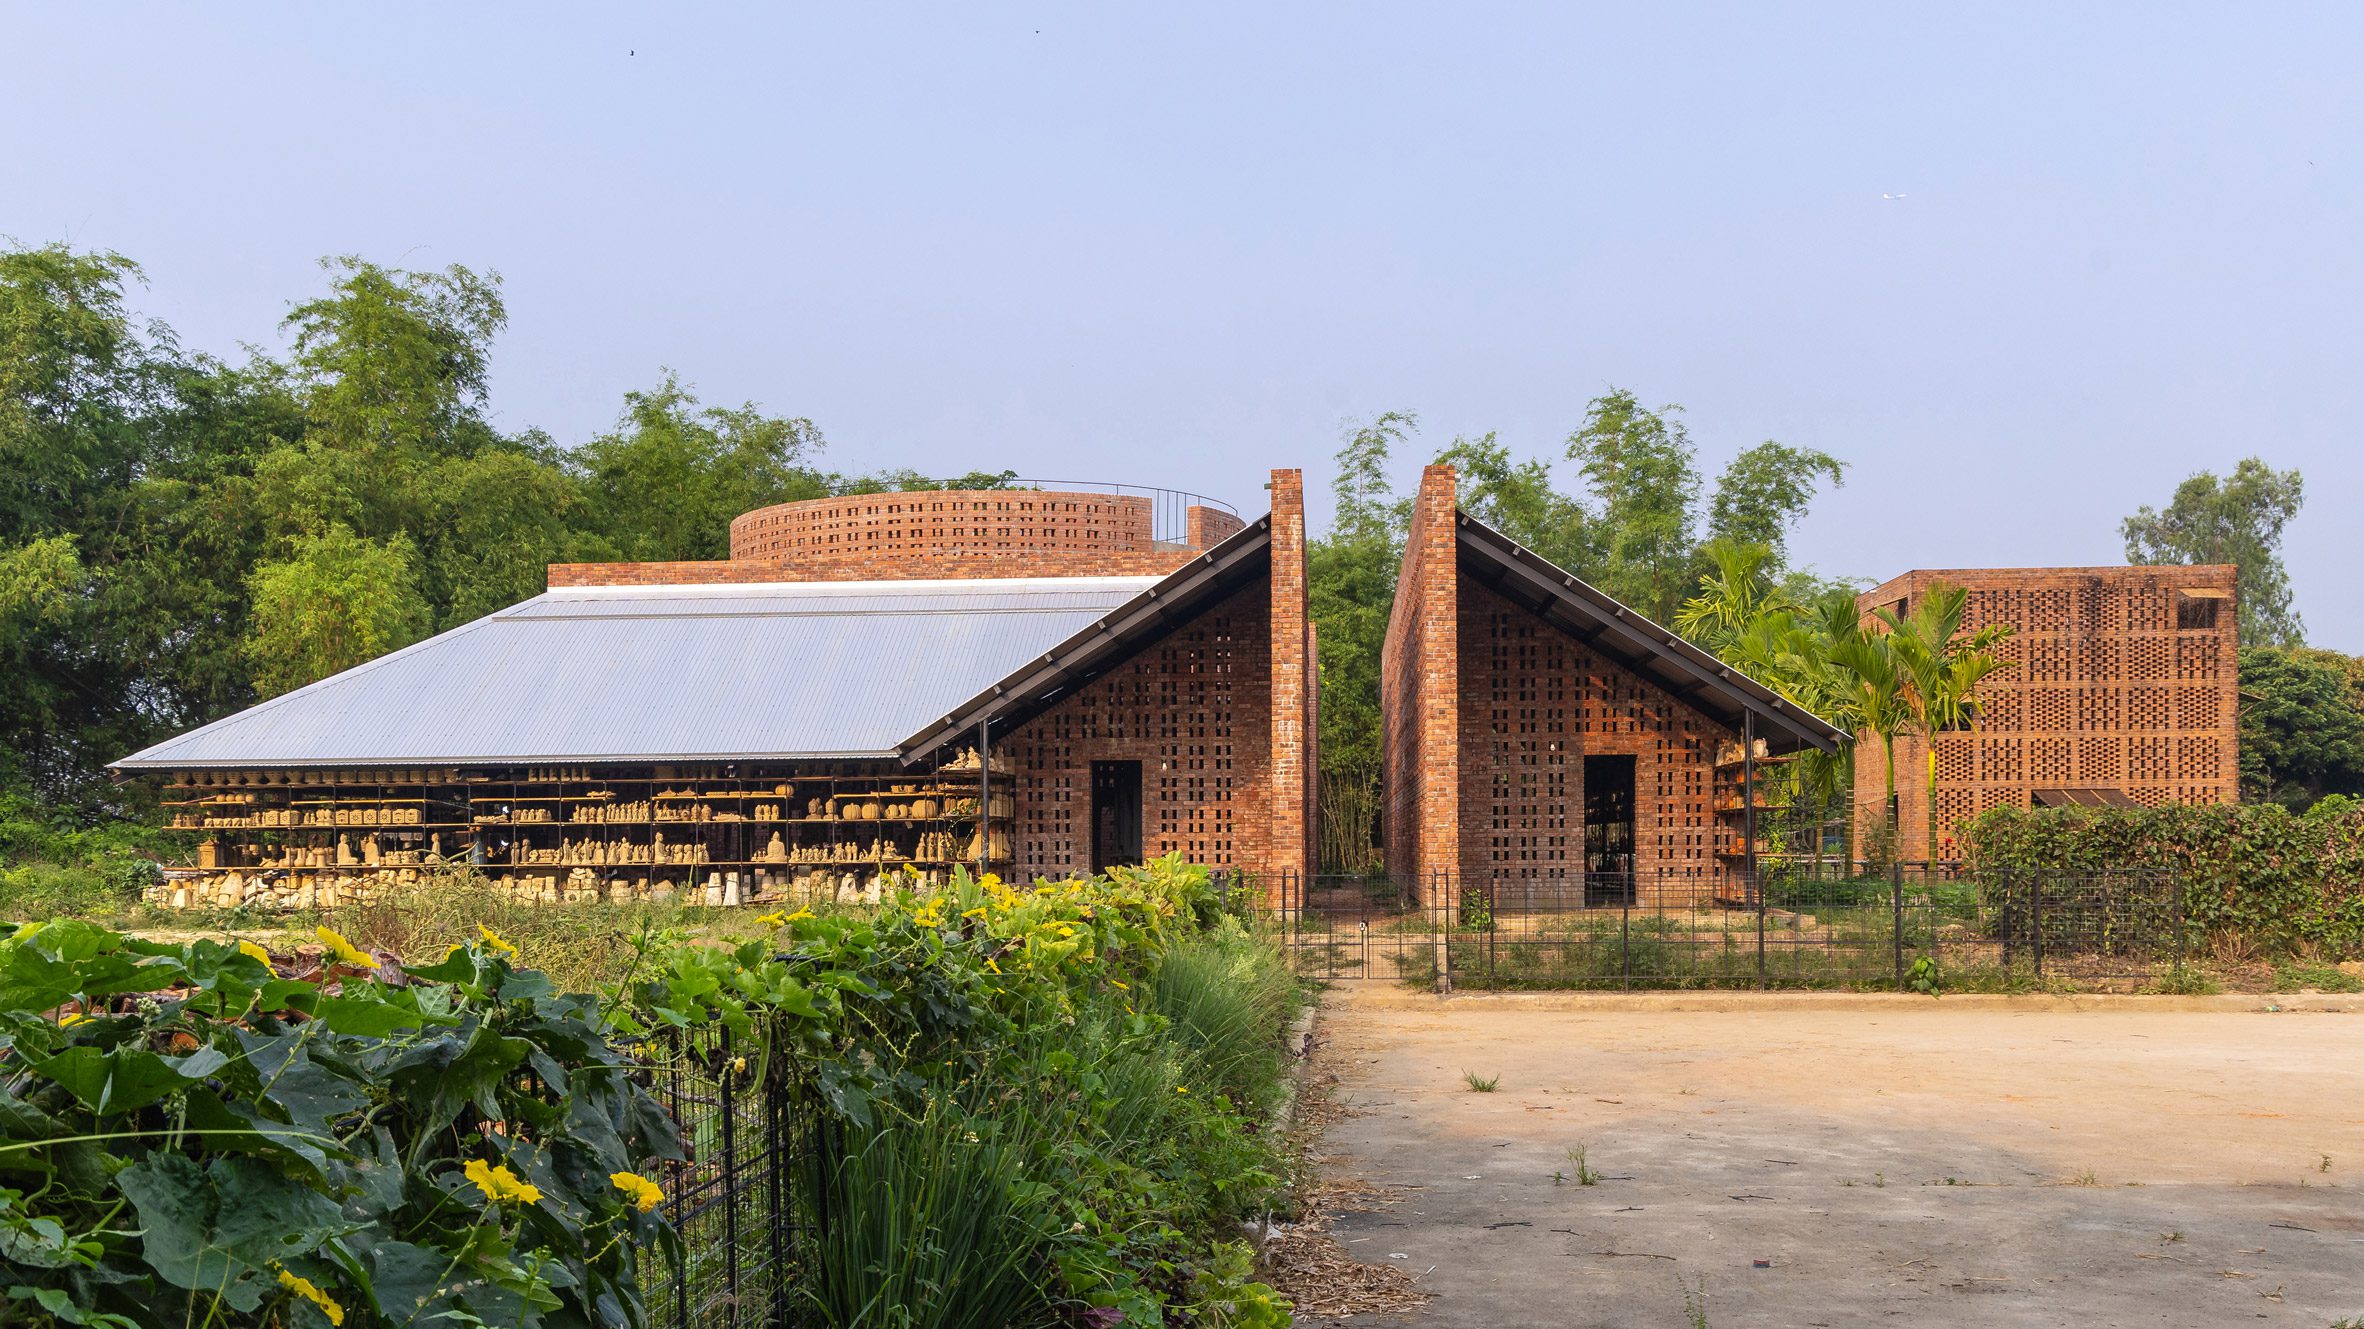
[1380,466,1844,906]
[117,479,1312,910]
[1852,565,2240,861]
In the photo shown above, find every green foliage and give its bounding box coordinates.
[245,524,431,696]
[0,240,1037,823]
[2237,646,2364,811]
[1462,1071,1499,1092]
[794,1092,1056,1329]
[614,858,1301,1327]
[1963,804,2364,958]
[1307,413,1414,870]
[571,374,831,562]
[1146,916,1301,1116]
[1906,954,1942,997]
[0,919,682,1329]
[2121,456,2306,646]
[1307,400,1847,868]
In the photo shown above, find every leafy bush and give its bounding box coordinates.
[1964,803,2364,958]
[0,919,681,1328]
[612,856,1302,1327]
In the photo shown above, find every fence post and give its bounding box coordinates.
[2030,867,2045,981]
[2169,870,2185,979]
[1486,875,1497,990]
[1432,872,1453,995]
[765,1054,789,1326]
[1620,889,1631,992]
[718,1028,741,1321]
[1755,865,1768,991]
[1892,859,1906,993]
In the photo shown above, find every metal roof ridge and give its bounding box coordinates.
[548,574,1167,597]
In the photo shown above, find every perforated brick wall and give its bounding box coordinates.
[1457,581,1736,903]
[1003,579,1273,877]
[1853,565,2240,858]
[731,490,1159,562]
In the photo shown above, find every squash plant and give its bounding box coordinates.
[0,919,681,1328]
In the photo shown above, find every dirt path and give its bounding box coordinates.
[1295,987,2364,1328]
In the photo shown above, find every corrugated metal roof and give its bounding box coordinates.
[114,577,1161,769]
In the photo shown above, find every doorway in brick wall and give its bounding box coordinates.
[1582,754,1636,905]
[1091,760,1143,872]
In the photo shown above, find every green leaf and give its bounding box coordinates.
[118,1154,345,1312]
[315,993,432,1037]
[28,1045,197,1114]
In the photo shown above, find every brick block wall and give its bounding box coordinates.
[1380,466,1462,898]
[1188,504,1248,550]
[1002,580,1273,877]
[1265,470,1313,882]
[730,490,1157,561]
[1853,565,2241,859]
[1457,580,1736,904]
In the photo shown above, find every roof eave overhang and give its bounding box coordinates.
[897,515,1275,765]
[1453,514,1845,754]
[111,748,908,774]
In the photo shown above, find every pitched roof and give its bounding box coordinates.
[900,515,1274,763]
[1454,512,1846,753]
[112,577,1161,769]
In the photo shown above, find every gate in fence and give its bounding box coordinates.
[647,1024,813,1329]
[1269,866,2185,991]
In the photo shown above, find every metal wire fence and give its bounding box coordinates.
[1267,866,2189,992]
[644,1024,814,1329]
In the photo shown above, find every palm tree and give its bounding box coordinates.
[1674,539,1793,657]
[1878,584,2015,866]
[1829,629,1916,863]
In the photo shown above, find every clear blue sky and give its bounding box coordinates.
[7,5,2360,645]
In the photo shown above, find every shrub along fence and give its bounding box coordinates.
[1269,866,2201,991]
[0,858,1300,1329]
[1964,803,2364,958]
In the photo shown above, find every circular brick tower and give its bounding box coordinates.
[728,485,1244,575]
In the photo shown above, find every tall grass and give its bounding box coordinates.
[1146,916,1301,1114]
[794,1091,1057,1329]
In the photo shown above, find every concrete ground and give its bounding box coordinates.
[1299,986,2364,1329]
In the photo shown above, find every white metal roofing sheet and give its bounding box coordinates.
[114,577,1160,768]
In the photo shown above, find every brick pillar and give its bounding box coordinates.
[1381,465,1461,905]
[1266,469,1312,891]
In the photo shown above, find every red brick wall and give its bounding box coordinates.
[1380,466,1462,897]
[1003,580,1273,878]
[1852,565,2241,859]
[1457,580,1736,903]
[1188,504,1248,550]
[549,548,1194,588]
[1265,470,1313,881]
[730,490,1157,562]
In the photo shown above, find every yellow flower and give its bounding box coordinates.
[731,1055,748,1075]
[1109,979,1128,991]
[58,1011,88,1027]
[237,940,274,966]
[276,1268,346,1326]
[463,1158,543,1207]
[611,1170,665,1212]
[962,906,988,919]
[314,927,376,970]
[755,911,785,928]
[477,924,519,960]
[985,957,1001,974]
[1174,1086,1190,1095]
[783,906,814,923]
